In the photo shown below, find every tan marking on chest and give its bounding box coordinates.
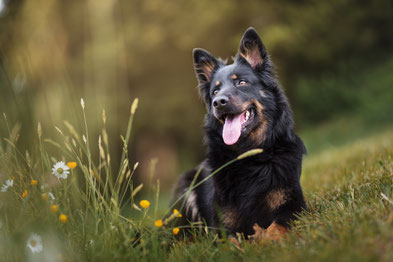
[265,189,287,210]
[222,208,240,230]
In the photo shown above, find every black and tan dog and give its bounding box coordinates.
[171,27,306,240]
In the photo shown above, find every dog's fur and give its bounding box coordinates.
[171,28,306,238]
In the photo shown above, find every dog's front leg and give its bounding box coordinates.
[250,196,305,242]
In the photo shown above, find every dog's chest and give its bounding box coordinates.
[221,207,241,230]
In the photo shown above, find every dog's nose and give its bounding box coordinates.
[213,96,229,109]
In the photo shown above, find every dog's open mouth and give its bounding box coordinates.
[222,107,255,145]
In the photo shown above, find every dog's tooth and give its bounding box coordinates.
[245,110,250,121]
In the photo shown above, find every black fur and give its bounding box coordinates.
[171,27,306,236]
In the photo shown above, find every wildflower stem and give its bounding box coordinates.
[81,98,92,176]
[80,98,100,214]
[117,98,138,182]
[154,179,160,218]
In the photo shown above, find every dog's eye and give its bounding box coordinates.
[213,90,219,96]
[239,80,247,86]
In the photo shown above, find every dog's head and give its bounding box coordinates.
[193,27,294,149]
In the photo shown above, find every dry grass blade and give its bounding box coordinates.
[43,139,62,149]
[130,98,139,115]
[132,184,143,198]
[37,122,42,138]
[237,148,263,160]
[63,121,81,141]
[102,109,106,125]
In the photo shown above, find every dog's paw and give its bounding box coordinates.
[265,222,288,241]
[248,223,267,242]
[229,237,241,247]
[248,222,288,243]
[229,235,245,253]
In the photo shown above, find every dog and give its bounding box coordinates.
[171,27,306,240]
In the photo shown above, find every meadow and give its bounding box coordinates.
[1,1,392,261]
[0,92,392,261]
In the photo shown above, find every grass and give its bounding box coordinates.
[1,98,393,261]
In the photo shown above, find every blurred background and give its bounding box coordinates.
[0,0,392,192]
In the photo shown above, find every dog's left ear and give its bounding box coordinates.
[193,48,221,85]
[238,27,268,71]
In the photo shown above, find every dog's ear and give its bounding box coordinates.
[193,48,220,85]
[237,27,268,71]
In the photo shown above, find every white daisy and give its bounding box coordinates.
[52,161,70,179]
[1,179,14,192]
[26,233,43,253]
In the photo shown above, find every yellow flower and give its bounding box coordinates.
[50,204,59,213]
[42,193,48,201]
[173,209,182,217]
[139,200,151,209]
[31,180,38,186]
[173,227,180,235]
[154,219,163,228]
[21,190,28,198]
[66,162,77,169]
[59,214,68,224]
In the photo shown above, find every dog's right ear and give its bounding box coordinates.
[193,48,220,85]
[237,27,268,71]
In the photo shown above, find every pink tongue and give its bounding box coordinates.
[222,113,245,145]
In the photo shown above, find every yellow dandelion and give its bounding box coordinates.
[59,214,68,224]
[42,193,48,201]
[154,219,163,228]
[139,200,150,209]
[173,209,182,218]
[31,180,38,186]
[21,190,28,198]
[66,162,77,169]
[173,227,180,235]
[50,204,59,213]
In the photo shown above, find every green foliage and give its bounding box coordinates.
[296,57,393,126]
